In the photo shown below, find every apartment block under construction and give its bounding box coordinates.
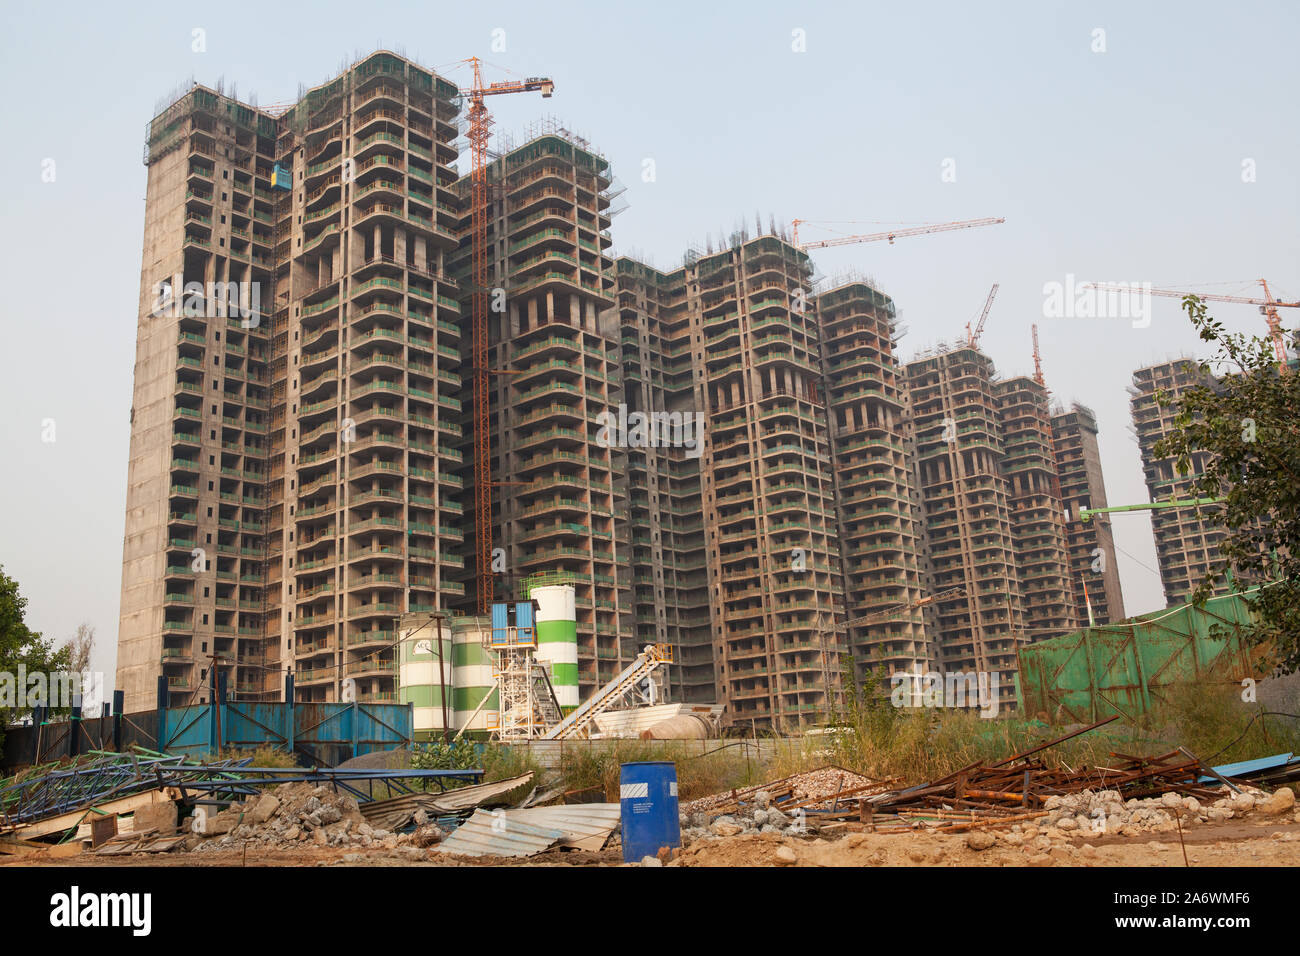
[264,56,466,708]
[120,53,466,713]
[449,129,634,699]
[1129,360,1230,605]
[685,237,845,729]
[904,347,1026,710]
[993,375,1075,640]
[120,51,1127,727]
[1051,402,1126,625]
[615,259,714,704]
[819,282,931,682]
[610,237,848,728]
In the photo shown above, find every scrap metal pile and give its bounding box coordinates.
[0,746,487,848]
[1,750,243,831]
[0,746,616,858]
[686,716,1294,838]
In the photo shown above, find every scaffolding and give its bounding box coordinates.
[486,626,544,739]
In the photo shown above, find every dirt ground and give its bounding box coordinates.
[5,816,1298,868]
[673,817,1300,867]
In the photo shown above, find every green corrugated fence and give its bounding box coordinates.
[1016,590,1267,722]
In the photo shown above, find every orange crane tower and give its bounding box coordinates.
[1083,280,1299,370]
[1032,323,1044,386]
[966,283,999,348]
[463,58,554,612]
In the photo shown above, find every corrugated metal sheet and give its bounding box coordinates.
[1017,592,1263,721]
[424,772,534,812]
[1202,752,1296,782]
[361,774,535,830]
[501,803,621,851]
[436,809,564,858]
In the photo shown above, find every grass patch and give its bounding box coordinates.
[558,740,766,801]
[202,745,299,767]
[795,660,1300,787]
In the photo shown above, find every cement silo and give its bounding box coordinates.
[532,584,578,713]
[397,615,453,738]
[451,616,497,732]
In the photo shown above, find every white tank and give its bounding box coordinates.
[451,616,496,731]
[532,584,579,712]
[398,617,452,735]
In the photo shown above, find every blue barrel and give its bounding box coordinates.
[620,761,681,862]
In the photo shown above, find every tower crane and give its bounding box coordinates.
[1032,323,1044,385]
[843,587,967,629]
[966,283,999,348]
[1082,280,1299,370]
[462,58,554,613]
[790,216,1004,250]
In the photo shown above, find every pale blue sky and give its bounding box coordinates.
[1,1,1296,686]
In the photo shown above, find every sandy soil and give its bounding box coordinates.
[674,817,1300,867]
[5,817,1298,867]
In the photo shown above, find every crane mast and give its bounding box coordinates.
[966,283,999,348]
[464,57,553,612]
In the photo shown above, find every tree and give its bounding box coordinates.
[1153,296,1300,670]
[66,622,98,712]
[0,565,73,756]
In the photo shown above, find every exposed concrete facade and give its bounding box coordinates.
[120,53,465,712]
[819,282,932,683]
[450,131,633,698]
[686,237,843,730]
[122,55,1130,725]
[119,86,278,713]
[615,258,714,703]
[994,376,1076,640]
[905,347,1026,711]
[1130,360,1230,605]
[1051,401,1126,625]
[266,54,466,706]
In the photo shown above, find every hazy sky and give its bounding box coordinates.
[1,1,1296,689]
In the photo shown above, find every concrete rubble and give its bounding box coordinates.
[190,782,446,854]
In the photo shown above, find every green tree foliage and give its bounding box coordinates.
[0,565,73,756]
[1153,296,1300,670]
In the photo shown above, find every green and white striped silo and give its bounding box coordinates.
[398,616,452,737]
[451,616,497,733]
[532,584,579,713]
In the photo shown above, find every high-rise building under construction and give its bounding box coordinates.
[120,52,1125,727]
[1051,402,1126,625]
[449,128,633,699]
[904,346,1026,711]
[119,52,465,713]
[1129,359,1230,606]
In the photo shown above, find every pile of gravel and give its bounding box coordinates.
[679,788,814,844]
[1031,785,1296,839]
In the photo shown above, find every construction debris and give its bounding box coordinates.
[679,719,1300,845]
[360,772,535,831]
[0,746,485,843]
[682,765,893,817]
[430,801,622,859]
[435,809,566,858]
[192,782,407,853]
[496,804,621,851]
